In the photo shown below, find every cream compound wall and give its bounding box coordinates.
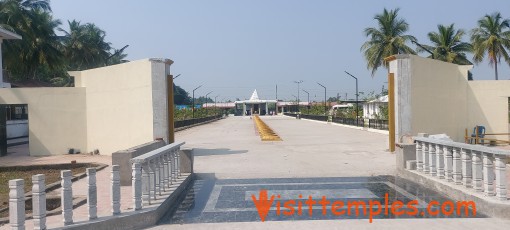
[0,58,171,156]
[390,54,510,143]
[0,88,87,156]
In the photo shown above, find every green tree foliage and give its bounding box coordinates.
[418,24,473,65]
[0,0,128,84]
[361,8,416,75]
[471,12,510,80]
[0,0,64,81]
[174,84,191,105]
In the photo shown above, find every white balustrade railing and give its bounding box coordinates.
[414,137,508,201]
[7,142,186,230]
[130,142,185,206]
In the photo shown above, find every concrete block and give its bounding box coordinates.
[396,143,416,171]
[406,160,416,170]
[180,149,194,173]
[112,140,165,186]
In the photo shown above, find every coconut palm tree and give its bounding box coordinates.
[0,0,63,80]
[361,8,416,75]
[60,20,113,70]
[418,24,473,65]
[471,12,510,80]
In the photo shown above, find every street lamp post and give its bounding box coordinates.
[192,85,202,119]
[302,89,309,114]
[344,71,359,127]
[294,80,303,113]
[317,82,327,115]
[215,95,219,115]
[205,91,213,116]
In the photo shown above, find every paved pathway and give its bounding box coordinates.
[151,116,510,229]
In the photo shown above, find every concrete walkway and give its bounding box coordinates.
[152,115,510,229]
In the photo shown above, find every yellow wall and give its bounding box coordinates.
[0,88,87,156]
[391,54,510,142]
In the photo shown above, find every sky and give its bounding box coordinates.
[51,0,510,102]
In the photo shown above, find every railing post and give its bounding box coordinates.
[61,170,73,225]
[9,179,25,230]
[132,162,142,210]
[158,155,165,194]
[177,148,181,176]
[444,146,453,182]
[461,149,472,188]
[149,160,157,200]
[141,162,151,205]
[32,174,46,230]
[163,153,169,188]
[86,168,97,220]
[495,156,508,201]
[436,144,444,179]
[416,141,423,172]
[472,151,483,192]
[111,165,121,215]
[429,143,436,176]
[452,147,462,185]
[167,152,173,185]
[172,150,177,181]
[422,142,430,174]
[483,153,495,196]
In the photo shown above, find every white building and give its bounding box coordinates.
[363,95,388,119]
[235,90,277,116]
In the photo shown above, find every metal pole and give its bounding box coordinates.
[294,80,303,113]
[205,91,213,116]
[345,71,359,127]
[317,82,327,115]
[192,85,202,119]
[215,95,219,115]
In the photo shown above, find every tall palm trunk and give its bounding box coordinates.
[494,61,498,80]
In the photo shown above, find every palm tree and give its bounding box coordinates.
[60,20,112,70]
[0,0,63,80]
[361,8,416,75]
[418,24,472,65]
[471,12,510,80]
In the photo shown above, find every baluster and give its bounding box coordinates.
[483,153,495,196]
[472,151,483,192]
[422,142,429,174]
[87,168,97,220]
[149,160,157,200]
[32,174,46,230]
[158,155,165,194]
[429,143,436,176]
[495,156,508,200]
[416,141,423,172]
[111,165,121,215]
[9,179,25,230]
[163,153,169,188]
[436,144,444,179]
[453,147,462,185]
[173,150,178,181]
[141,162,151,205]
[167,152,173,185]
[132,162,143,210]
[461,149,472,188]
[154,158,161,196]
[444,146,453,182]
[177,149,181,176]
[61,170,73,225]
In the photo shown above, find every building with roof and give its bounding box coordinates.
[0,27,22,88]
[235,90,277,116]
[363,95,388,119]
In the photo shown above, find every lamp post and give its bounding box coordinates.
[192,85,202,118]
[173,74,181,79]
[215,95,219,115]
[205,91,213,116]
[344,71,359,126]
[294,80,303,113]
[302,89,310,114]
[317,82,327,115]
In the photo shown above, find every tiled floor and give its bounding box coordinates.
[160,174,484,224]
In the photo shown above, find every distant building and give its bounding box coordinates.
[235,90,277,116]
[363,95,388,119]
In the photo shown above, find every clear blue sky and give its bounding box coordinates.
[52,0,510,102]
